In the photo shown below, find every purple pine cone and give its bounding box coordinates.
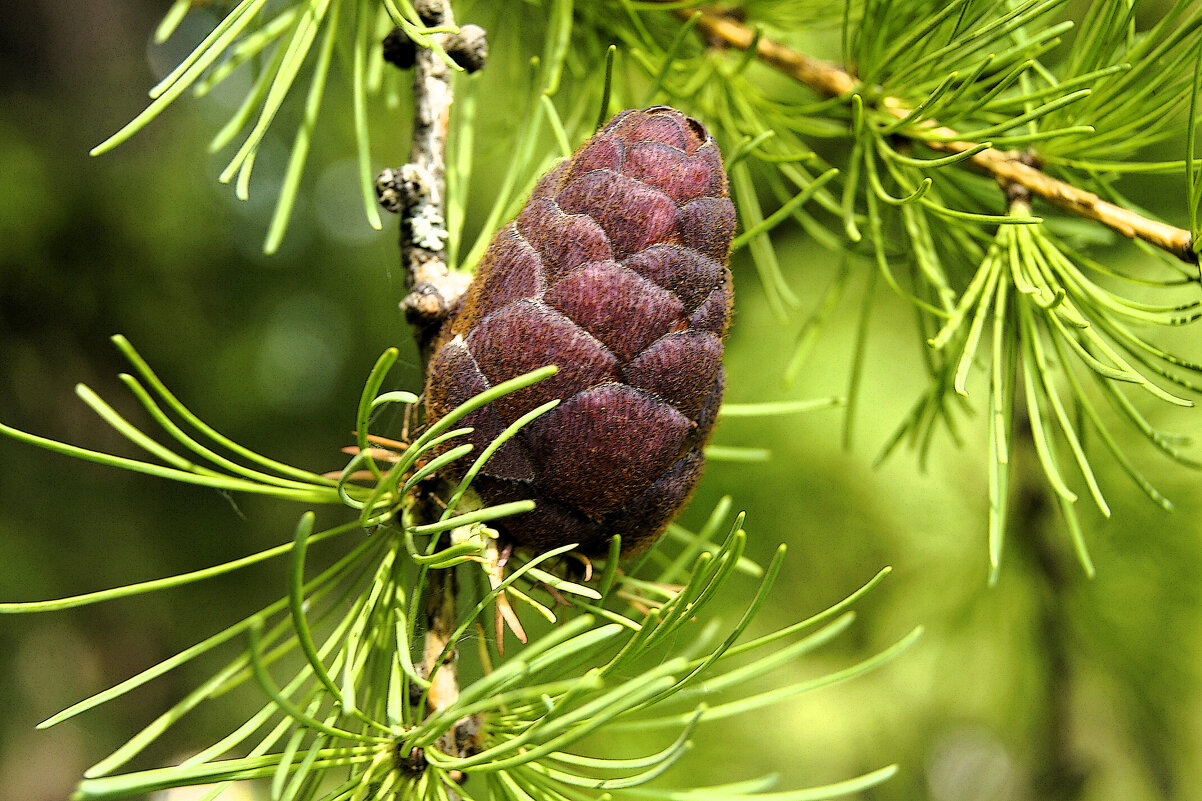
[426,106,734,556]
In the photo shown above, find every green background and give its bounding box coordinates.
[2,2,1201,800]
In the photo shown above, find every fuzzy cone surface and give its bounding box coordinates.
[426,106,734,556]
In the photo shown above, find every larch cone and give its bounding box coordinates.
[425,106,735,556]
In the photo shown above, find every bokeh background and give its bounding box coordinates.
[2,2,1202,800]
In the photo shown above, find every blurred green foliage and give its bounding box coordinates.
[2,2,1202,800]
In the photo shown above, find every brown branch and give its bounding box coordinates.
[396,1,479,738]
[423,566,460,714]
[378,1,487,791]
[377,3,474,367]
[397,2,465,736]
[686,7,1198,264]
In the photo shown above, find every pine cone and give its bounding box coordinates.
[425,106,734,556]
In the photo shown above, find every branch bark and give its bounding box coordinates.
[400,0,464,725]
[685,7,1198,265]
[423,565,460,716]
[379,2,472,366]
[379,1,483,791]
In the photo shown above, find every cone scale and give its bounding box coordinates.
[426,107,734,556]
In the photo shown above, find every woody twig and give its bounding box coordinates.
[685,7,1197,265]
[377,0,489,790]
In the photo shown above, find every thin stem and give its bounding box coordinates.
[422,568,459,716]
[682,6,1197,264]
[387,0,474,364]
[384,4,479,794]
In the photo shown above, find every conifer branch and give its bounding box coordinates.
[422,569,459,714]
[379,0,473,365]
[685,6,1198,264]
[378,1,482,789]
[420,565,472,796]
[398,2,460,727]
